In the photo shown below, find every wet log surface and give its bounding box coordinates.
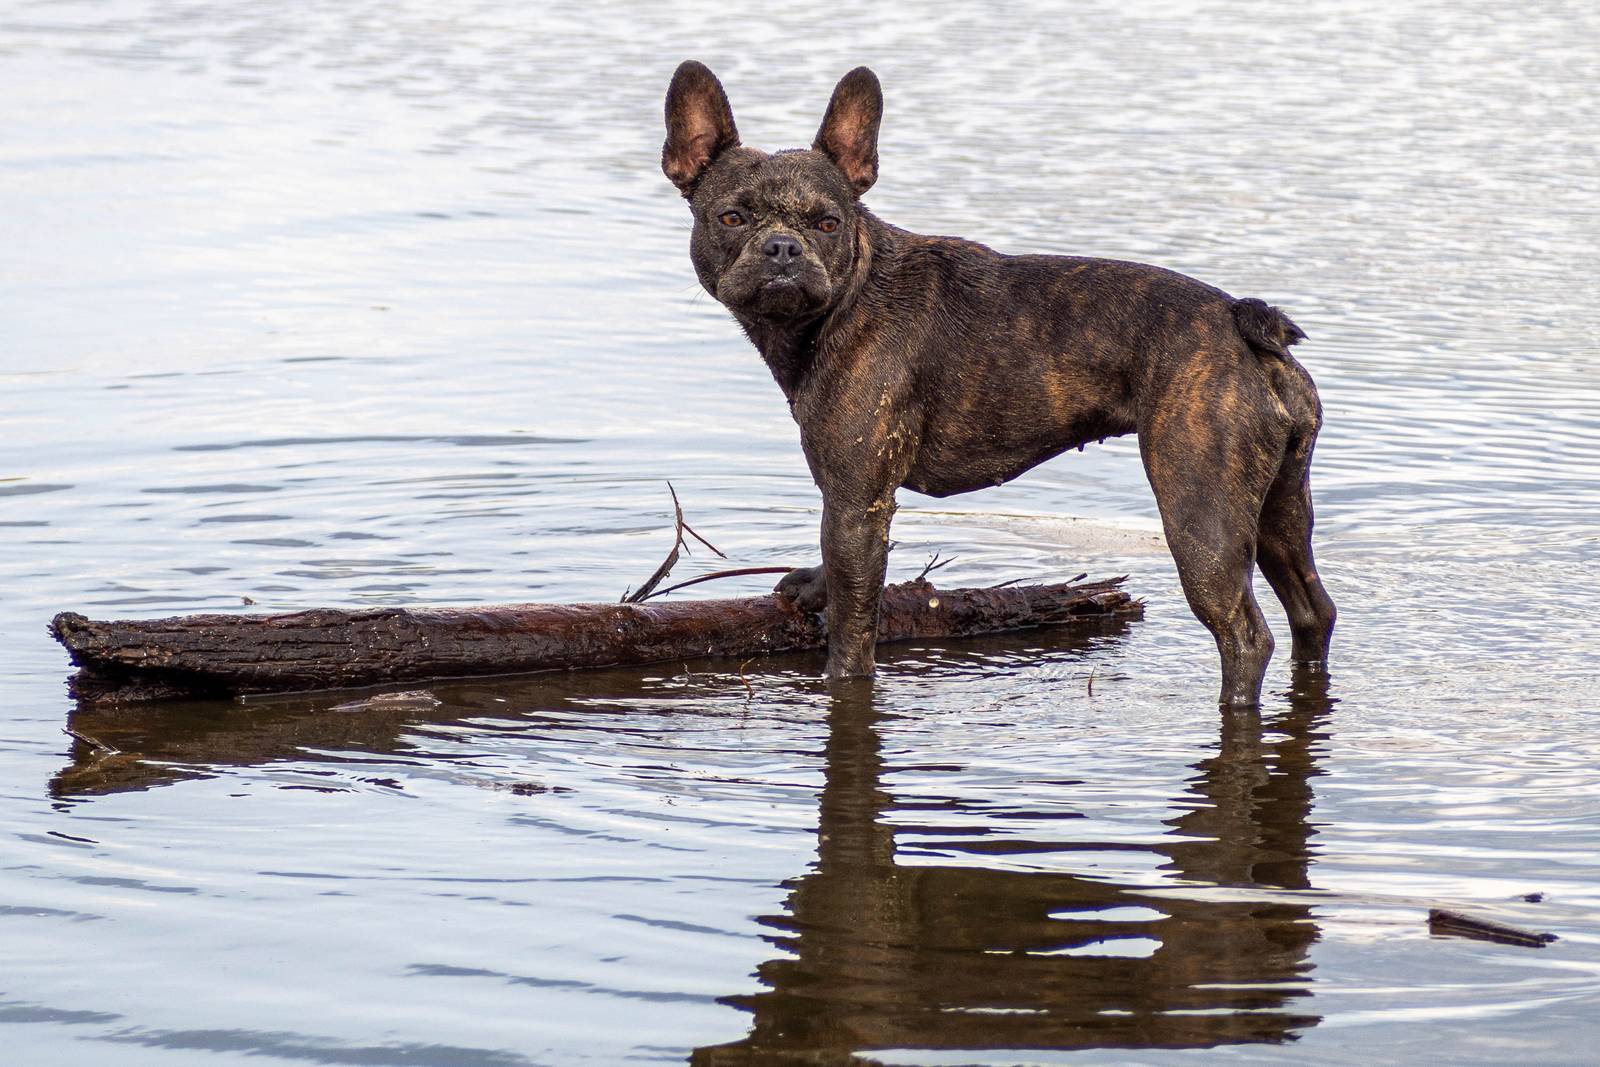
[51,576,1140,704]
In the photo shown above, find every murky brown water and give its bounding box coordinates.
[3,1,1599,1063]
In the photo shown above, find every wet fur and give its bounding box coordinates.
[662,61,1336,707]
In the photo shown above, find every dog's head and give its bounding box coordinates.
[662,61,881,325]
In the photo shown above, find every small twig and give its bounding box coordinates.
[1086,668,1096,697]
[737,659,755,699]
[63,726,120,756]
[986,570,1084,591]
[639,566,794,602]
[680,520,727,560]
[624,484,699,603]
[916,551,955,581]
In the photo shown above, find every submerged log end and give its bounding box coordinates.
[66,668,210,705]
[54,611,229,703]
[1428,907,1557,948]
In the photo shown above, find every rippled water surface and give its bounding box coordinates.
[3,1,1599,1064]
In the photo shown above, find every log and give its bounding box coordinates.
[50,576,1140,705]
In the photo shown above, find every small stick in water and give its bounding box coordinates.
[1428,908,1557,948]
[63,726,120,755]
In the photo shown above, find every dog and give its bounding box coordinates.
[661,61,1335,707]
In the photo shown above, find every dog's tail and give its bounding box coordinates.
[1231,297,1306,360]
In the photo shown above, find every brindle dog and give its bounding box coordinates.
[661,61,1335,707]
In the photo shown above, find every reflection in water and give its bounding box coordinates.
[55,650,1337,1060]
[50,623,1136,801]
[696,669,1335,1063]
[53,667,710,800]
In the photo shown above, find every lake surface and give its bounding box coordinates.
[3,1,1598,1063]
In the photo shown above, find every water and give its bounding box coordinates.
[3,1,1598,1063]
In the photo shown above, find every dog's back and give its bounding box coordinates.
[845,227,1316,499]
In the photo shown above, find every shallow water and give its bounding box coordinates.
[3,1,1598,1063]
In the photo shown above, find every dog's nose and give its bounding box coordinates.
[762,233,804,267]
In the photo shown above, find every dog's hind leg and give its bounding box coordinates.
[1256,433,1336,665]
[1141,392,1285,708]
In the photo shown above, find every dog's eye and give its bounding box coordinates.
[718,210,746,227]
[815,216,840,233]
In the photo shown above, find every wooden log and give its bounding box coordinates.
[50,576,1140,704]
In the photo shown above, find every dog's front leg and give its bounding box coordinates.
[795,368,920,681]
[818,488,897,679]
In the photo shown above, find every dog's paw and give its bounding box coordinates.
[774,565,828,613]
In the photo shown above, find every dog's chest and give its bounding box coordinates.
[902,391,1133,498]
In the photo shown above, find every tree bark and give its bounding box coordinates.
[50,576,1139,704]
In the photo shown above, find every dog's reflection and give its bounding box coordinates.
[695,669,1334,1063]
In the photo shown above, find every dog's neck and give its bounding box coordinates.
[743,320,818,402]
[738,211,891,403]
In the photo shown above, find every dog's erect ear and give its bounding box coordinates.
[662,60,740,194]
[813,67,882,195]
